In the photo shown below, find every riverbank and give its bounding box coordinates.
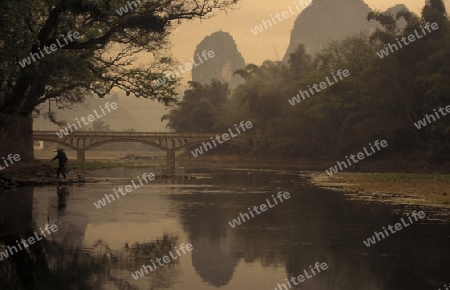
[0,161,95,188]
[0,160,196,188]
[180,152,450,172]
[301,171,450,221]
[3,158,450,206]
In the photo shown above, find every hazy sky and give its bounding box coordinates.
[37,0,450,132]
[131,0,445,131]
[170,0,449,67]
[142,0,449,131]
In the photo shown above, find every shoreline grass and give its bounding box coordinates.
[369,172,450,183]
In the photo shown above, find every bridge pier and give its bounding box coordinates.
[77,149,85,161]
[166,149,176,174]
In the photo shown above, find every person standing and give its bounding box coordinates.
[51,148,68,178]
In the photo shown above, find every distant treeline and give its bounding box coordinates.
[163,0,450,164]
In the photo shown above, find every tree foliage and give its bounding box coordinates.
[161,80,229,132]
[0,0,239,117]
[163,0,450,163]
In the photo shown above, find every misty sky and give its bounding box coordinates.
[36,0,450,132]
[170,0,448,67]
[155,0,449,131]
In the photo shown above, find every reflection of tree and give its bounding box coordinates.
[123,235,178,289]
[0,186,179,289]
[0,230,112,289]
[122,235,178,268]
[0,234,179,289]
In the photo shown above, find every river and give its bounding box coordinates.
[0,168,448,290]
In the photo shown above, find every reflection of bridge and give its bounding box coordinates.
[33,131,258,173]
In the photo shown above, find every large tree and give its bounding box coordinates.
[161,80,229,132]
[160,0,450,164]
[0,0,238,158]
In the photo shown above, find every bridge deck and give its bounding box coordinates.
[34,131,257,138]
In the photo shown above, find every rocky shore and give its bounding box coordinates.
[0,161,201,189]
[0,162,91,188]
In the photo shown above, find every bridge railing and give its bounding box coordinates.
[33,131,259,138]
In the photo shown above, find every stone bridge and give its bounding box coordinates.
[33,131,258,173]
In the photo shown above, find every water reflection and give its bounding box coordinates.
[167,171,450,290]
[0,186,182,290]
[0,170,449,290]
[57,186,69,210]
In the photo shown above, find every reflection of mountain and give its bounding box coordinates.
[192,30,246,91]
[175,193,241,286]
[191,236,240,287]
[191,227,243,287]
[168,171,450,290]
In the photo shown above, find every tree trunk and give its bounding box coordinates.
[0,114,34,161]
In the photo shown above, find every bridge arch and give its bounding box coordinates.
[83,139,165,151]
[34,135,256,152]
[33,131,259,173]
[181,139,254,150]
[33,137,78,151]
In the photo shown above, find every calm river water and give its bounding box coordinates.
[0,168,449,290]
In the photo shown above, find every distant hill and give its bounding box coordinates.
[282,0,410,63]
[33,93,145,132]
[192,30,246,91]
